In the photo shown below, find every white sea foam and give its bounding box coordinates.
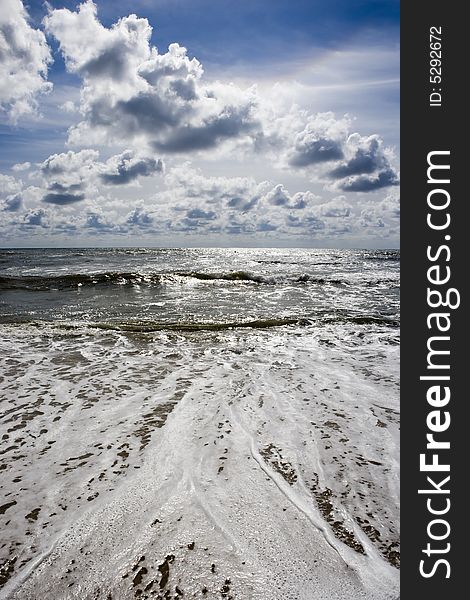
[0,319,399,599]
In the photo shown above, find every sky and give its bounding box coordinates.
[0,0,400,248]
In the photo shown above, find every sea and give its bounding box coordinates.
[0,248,400,599]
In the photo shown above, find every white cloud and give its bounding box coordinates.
[0,173,22,196]
[59,100,77,113]
[150,166,360,237]
[149,166,400,239]
[39,149,100,205]
[41,1,398,196]
[36,148,163,205]
[285,112,350,167]
[12,161,31,172]
[315,196,351,217]
[0,1,399,246]
[0,0,52,121]
[0,163,399,243]
[378,191,400,219]
[44,1,260,153]
[21,208,49,228]
[0,173,24,211]
[125,204,154,228]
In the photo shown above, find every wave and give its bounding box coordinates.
[362,251,400,261]
[0,271,351,291]
[179,270,266,283]
[0,272,162,291]
[90,317,306,332]
[0,315,399,332]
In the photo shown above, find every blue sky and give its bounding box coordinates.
[38,0,400,69]
[0,0,399,247]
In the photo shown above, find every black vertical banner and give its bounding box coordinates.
[401,2,466,598]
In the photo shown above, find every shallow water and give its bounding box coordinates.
[0,248,399,599]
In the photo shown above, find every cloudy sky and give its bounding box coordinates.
[0,0,399,248]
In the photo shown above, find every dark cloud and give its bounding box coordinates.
[186,208,216,220]
[256,221,277,232]
[291,197,307,210]
[152,105,259,153]
[48,182,84,193]
[100,152,163,185]
[336,169,399,192]
[283,115,350,168]
[329,137,385,178]
[289,138,344,167]
[170,79,198,101]
[43,192,86,205]
[226,196,258,211]
[114,93,184,132]
[226,197,244,208]
[328,134,399,192]
[329,151,376,178]
[81,44,128,80]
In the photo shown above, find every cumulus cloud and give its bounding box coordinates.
[0,2,399,244]
[40,149,99,178]
[1,173,24,211]
[286,113,349,167]
[126,205,154,227]
[22,208,48,227]
[85,211,116,231]
[40,1,399,198]
[99,151,163,185]
[43,191,86,206]
[379,191,400,219]
[0,164,400,242]
[151,166,402,238]
[0,0,52,121]
[272,111,398,192]
[328,134,399,192]
[261,184,314,210]
[0,173,22,196]
[3,193,23,212]
[60,100,77,113]
[44,2,260,153]
[315,196,352,217]
[359,208,385,228]
[39,149,99,205]
[354,192,399,233]
[12,161,31,172]
[37,149,163,205]
[156,166,334,236]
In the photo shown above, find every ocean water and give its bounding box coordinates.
[0,248,400,599]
